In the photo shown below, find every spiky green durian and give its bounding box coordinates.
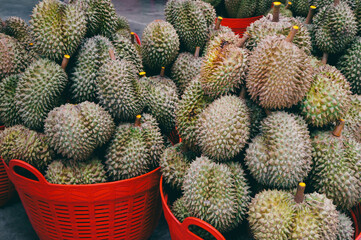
[3,17,31,48]
[356,0,361,33]
[247,35,312,109]
[70,35,114,103]
[141,20,179,73]
[45,101,115,161]
[225,0,260,18]
[197,95,250,161]
[165,0,215,53]
[267,3,293,17]
[291,0,309,17]
[343,95,361,142]
[96,59,143,121]
[311,0,357,9]
[182,156,250,232]
[0,74,22,127]
[311,129,361,210]
[15,59,67,130]
[0,125,54,171]
[337,37,361,95]
[114,15,130,39]
[300,64,352,127]
[245,112,312,189]
[176,77,212,151]
[0,33,32,79]
[245,99,267,139]
[313,1,357,54]
[201,43,248,98]
[203,30,241,56]
[336,212,354,240]
[160,142,196,191]
[30,0,87,61]
[172,197,191,222]
[105,114,164,180]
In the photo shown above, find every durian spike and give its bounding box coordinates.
[215,16,223,30]
[239,86,246,99]
[285,1,292,9]
[238,32,250,48]
[332,119,345,137]
[294,182,306,203]
[135,115,141,127]
[61,55,70,70]
[109,49,116,60]
[272,2,282,22]
[139,71,146,77]
[194,47,200,57]
[334,0,340,6]
[131,32,136,44]
[285,26,299,43]
[305,6,317,24]
[160,67,165,77]
[322,52,329,65]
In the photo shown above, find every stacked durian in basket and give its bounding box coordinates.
[0,0,361,239]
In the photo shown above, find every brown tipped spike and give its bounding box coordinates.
[305,6,317,24]
[272,2,282,22]
[109,49,116,60]
[61,55,70,70]
[333,119,345,137]
[238,32,250,48]
[194,47,200,58]
[285,26,299,43]
[294,182,306,203]
[215,16,223,30]
[285,1,292,9]
[135,115,141,127]
[334,0,340,6]
[160,67,165,77]
[239,87,246,99]
[322,52,328,65]
[131,32,135,44]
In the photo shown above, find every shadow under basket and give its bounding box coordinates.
[220,15,263,37]
[4,159,162,240]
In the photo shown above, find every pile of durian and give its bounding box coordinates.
[0,0,360,239]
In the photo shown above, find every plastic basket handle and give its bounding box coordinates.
[182,217,225,240]
[9,159,48,184]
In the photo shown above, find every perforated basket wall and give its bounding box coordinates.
[4,159,162,240]
[0,157,15,207]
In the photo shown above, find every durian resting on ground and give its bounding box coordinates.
[0,125,54,171]
[30,0,87,61]
[45,156,107,185]
[311,120,361,210]
[170,47,203,95]
[0,74,22,127]
[312,0,357,54]
[45,101,115,161]
[182,157,251,233]
[2,17,32,48]
[15,58,68,130]
[248,183,339,240]
[343,95,361,142]
[336,212,354,240]
[245,111,312,189]
[246,27,313,110]
[245,3,312,54]
[197,95,250,161]
[225,0,270,18]
[105,114,164,180]
[141,20,179,73]
[165,0,215,53]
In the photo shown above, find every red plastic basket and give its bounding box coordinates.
[160,176,225,240]
[220,15,263,37]
[4,159,162,240]
[351,203,361,240]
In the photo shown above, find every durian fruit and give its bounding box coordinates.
[96,58,143,122]
[160,142,196,191]
[245,111,312,189]
[291,0,310,17]
[105,114,164,180]
[0,33,32,79]
[170,47,203,95]
[311,0,357,9]
[140,69,179,135]
[70,35,114,103]
[45,101,115,161]
[197,95,250,161]
[337,37,361,95]
[343,95,361,142]
[225,0,270,18]
[245,99,267,139]
[300,63,352,127]
[200,42,248,98]
[114,15,131,39]
[336,212,354,240]
[182,156,250,232]
[30,0,87,61]
[2,17,32,48]
[246,31,313,110]
[15,58,68,130]
[311,122,361,210]
[141,20,179,73]
[165,0,215,53]
[312,0,357,54]
[356,0,361,33]
[266,2,293,17]
[0,74,22,127]
[203,30,241,56]
[0,125,54,171]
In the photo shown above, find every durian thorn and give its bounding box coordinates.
[109,49,116,60]
[160,67,165,77]
[238,32,250,48]
[305,6,317,24]
[194,47,201,58]
[332,119,345,137]
[334,0,340,6]
[61,55,70,70]
[215,16,223,30]
[321,52,328,65]
[131,32,135,44]
[264,109,272,116]
[239,86,246,99]
[135,115,142,127]
[294,182,306,203]
[272,2,282,22]
[285,2,292,9]
[285,26,299,43]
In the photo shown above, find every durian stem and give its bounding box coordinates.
[194,47,200,58]
[238,33,250,48]
[294,182,306,203]
[109,49,116,60]
[285,26,299,43]
[139,71,146,77]
[239,86,246,99]
[160,67,165,77]
[272,2,282,22]
[61,55,70,70]
[285,1,292,9]
[135,115,141,127]
[264,109,272,116]
[131,32,136,44]
[334,0,340,6]
[305,6,317,24]
[215,16,223,30]
[332,119,345,137]
[321,53,328,65]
